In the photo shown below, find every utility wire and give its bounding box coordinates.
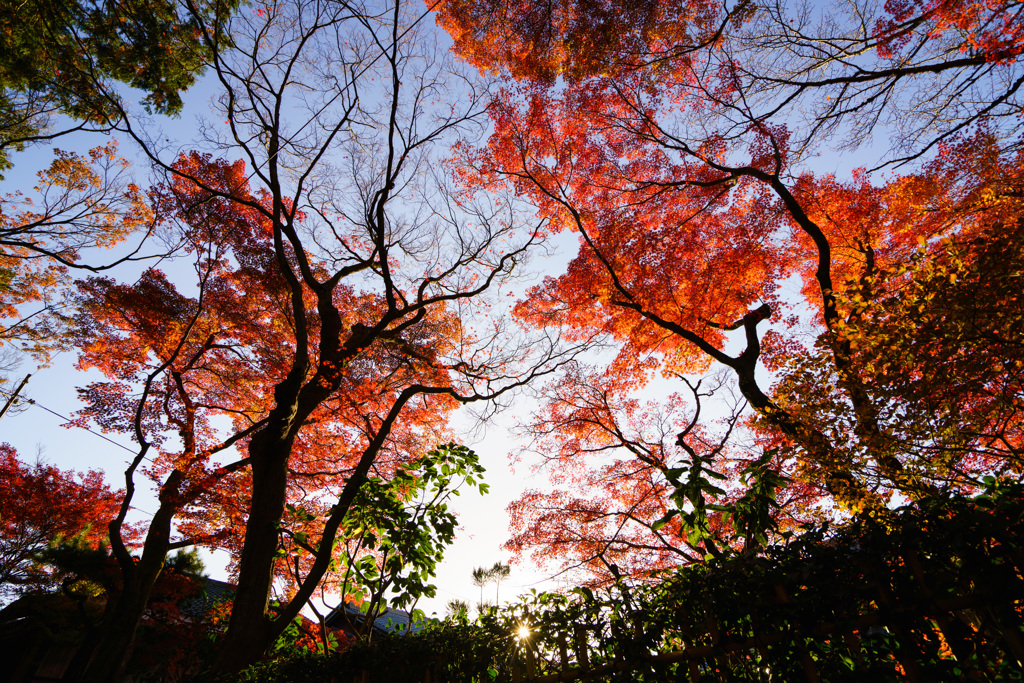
[0,387,138,455]
[0,388,160,522]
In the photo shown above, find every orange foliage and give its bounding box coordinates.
[441,0,1024,571]
[876,0,1024,63]
[0,442,123,594]
[434,0,728,82]
[463,84,795,386]
[504,367,814,583]
[0,142,150,360]
[73,153,457,578]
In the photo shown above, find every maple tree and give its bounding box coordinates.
[0,442,122,600]
[435,0,729,83]
[437,0,1024,164]
[505,367,810,583]
[436,0,1024,580]
[8,0,1019,676]
[68,154,466,677]
[0,142,154,366]
[63,0,576,677]
[768,133,1024,493]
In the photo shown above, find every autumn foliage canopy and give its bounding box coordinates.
[0,443,122,596]
[0,0,1022,677]
[435,0,1024,583]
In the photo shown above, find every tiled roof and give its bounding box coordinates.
[324,601,424,635]
[180,577,235,619]
[203,577,236,602]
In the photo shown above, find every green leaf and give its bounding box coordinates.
[652,509,679,531]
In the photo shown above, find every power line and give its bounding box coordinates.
[0,388,161,522]
[0,386,139,455]
[433,584,475,603]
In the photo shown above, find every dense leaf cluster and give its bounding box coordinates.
[226,483,1024,682]
[0,443,121,599]
[315,443,489,641]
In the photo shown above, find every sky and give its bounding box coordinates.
[0,0,904,622]
[0,72,577,619]
[0,341,566,617]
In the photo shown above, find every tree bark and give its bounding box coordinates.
[212,420,297,671]
[78,474,180,682]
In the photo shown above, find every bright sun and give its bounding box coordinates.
[516,625,531,640]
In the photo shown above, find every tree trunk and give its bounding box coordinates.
[212,427,294,673]
[78,488,177,683]
[77,577,151,683]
